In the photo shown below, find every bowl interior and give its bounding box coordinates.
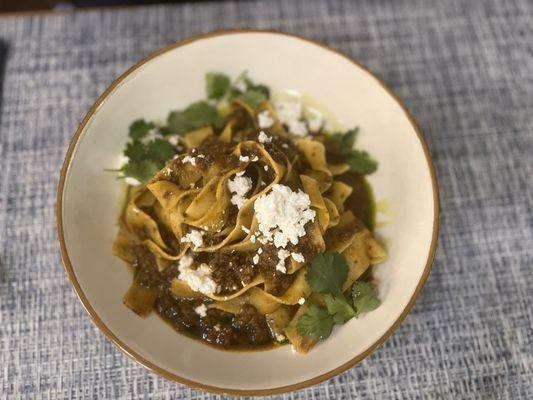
[59,31,437,393]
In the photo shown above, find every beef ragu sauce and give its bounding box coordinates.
[129,246,278,350]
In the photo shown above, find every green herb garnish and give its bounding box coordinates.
[329,127,378,175]
[167,101,224,135]
[296,305,334,341]
[297,251,381,341]
[128,119,155,140]
[206,72,231,100]
[305,252,347,296]
[122,138,175,183]
[351,281,381,316]
[324,293,356,324]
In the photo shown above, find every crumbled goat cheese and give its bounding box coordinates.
[189,182,196,188]
[180,229,204,248]
[214,324,221,332]
[250,234,256,243]
[298,297,306,305]
[241,226,250,234]
[125,177,141,186]
[182,155,196,166]
[275,100,308,136]
[194,303,207,318]
[257,247,263,254]
[239,155,250,162]
[251,156,259,162]
[264,165,269,171]
[282,143,289,149]
[307,116,324,132]
[168,135,180,146]
[276,100,302,121]
[258,131,272,143]
[228,175,252,209]
[276,249,291,273]
[254,184,316,248]
[197,154,205,159]
[286,119,308,137]
[291,252,305,263]
[252,254,260,264]
[178,253,194,269]
[178,259,218,295]
[275,333,286,342]
[258,110,274,129]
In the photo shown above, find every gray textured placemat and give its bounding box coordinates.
[0,0,532,398]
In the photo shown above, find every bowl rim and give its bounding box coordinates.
[56,28,440,396]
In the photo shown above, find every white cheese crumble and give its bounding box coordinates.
[168,135,180,146]
[182,155,196,166]
[178,254,193,269]
[239,155,250,162]
[252,254,260,265]
[251,156,259,162]
[178,260,218,295]
[125,177,141,186]
[276,249,290,273]
[257,247,263,254]
[227,175,252,209]
[291,252,305,263]
[257,110,274,129]
[298,297,306,305]
[286,119,308,137]
[264,165,269,171]
[307,116,324,132]
[214,324,221,332]
[250,234,256,243]
[180,229,204,248]
[275,100,308,137]
[275,333,286,342]
[254,184,316,249]
[258,131,272,143]
[194,303,207,318]
[241,226,250,234]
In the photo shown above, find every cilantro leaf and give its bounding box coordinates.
[330,127,358,149]
[351,281,381,316]
[324,294,356,324]
[123,159,160,183]
[124,140,146,163]
[129,119,154,140]
[206,72,230,100]
[244,76,270,99]
[121,139,175,184]
[305,252,348,296]
[296,305,334,340]
[345,150,378,175]
[239,90,267,108]
[167,101,224,135]
[145,139,175,165]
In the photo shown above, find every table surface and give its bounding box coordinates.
[0,0,532,399]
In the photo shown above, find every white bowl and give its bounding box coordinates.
[57,30,439,395]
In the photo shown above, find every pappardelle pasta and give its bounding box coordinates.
[112,72,386,353]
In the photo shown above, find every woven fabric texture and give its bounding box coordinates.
[0,0,532,398]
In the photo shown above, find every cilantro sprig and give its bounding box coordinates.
[296,251,381,341]
[167,101,224,135]
[205,71,269,108]
[328,127,378,175]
